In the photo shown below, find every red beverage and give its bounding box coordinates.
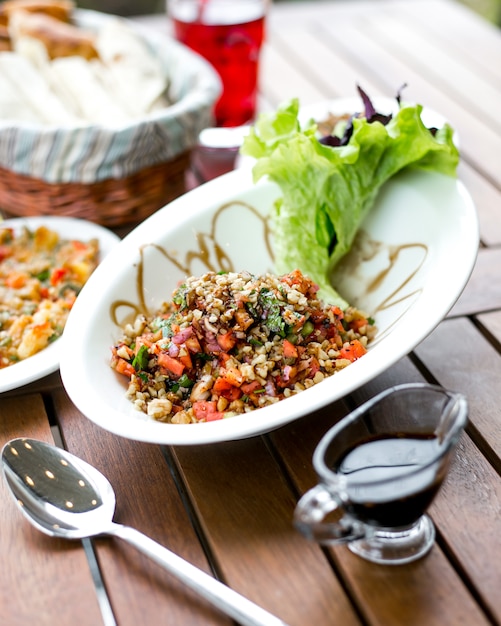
[171,0,266,127]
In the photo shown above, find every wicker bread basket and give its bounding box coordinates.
[0,9,221,227]
[0,153,190,227]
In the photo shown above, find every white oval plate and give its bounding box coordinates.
[0,216,120,393]
[60,164,478,445]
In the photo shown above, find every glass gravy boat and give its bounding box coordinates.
[294,383,468,565]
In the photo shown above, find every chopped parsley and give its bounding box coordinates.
[132,344,149,371]
[172,283,189,310]
[151,315,175,338]
[257,288,289,338]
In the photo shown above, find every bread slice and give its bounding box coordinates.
[0,0,74,23]
[9,10,98,59]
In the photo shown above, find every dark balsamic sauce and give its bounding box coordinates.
[333,433,444,528]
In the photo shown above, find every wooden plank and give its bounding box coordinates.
[172,436,362,626]
[476,309,501,346]
[0,395,103,626]
[267,23,384,101]
[400,0,501,85]
[365,12,501,133]
[272,0,501,93]
[270,359,490,626]
[414,316,501,461]
[410,317,501,620]
[448,248,501,318]
[53,389,232,626]
[428,433,501,623]
[2,371,64,398]
[458,161,501,248]
[335,542,490,626]
[311,14,501,185]
[270,0,391,25]
[260,40,326,106]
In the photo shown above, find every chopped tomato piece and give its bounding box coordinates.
[227,387,243,401]
[350,318,369,332]
[72,240,89,251]
[157,352,185,377]
[331,306,344,319]
[50,267,68,286]
[206,410,225,421]
[213,376,242,400]
[185,335,202,353]
[283,338,298,359]
[339,340,367,362]
[223,386,243,401]
[218,352,232,366]
[280,269,318,296]
[114,357,136,378]
[241,380,263,394]
[192,400,215,418]
[217,330,237,352]
[213,377,232,393]
[192,400,224,421]
[222,367,243,387]
[234,308,254,330]
[5,272,27,289]
[178,348,193,370]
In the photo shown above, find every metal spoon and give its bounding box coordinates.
[2,438,288,626]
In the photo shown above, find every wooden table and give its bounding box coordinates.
[2,1,501,624]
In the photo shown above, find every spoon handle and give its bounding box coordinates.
[108,522,289,626]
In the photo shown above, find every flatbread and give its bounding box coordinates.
[0,70,41,122]
[95,20,170,116]
[0,0,74,23]
[0,50,79,124]
[8,9,97,59]
[0,8,171,125]
[48,55,132,125]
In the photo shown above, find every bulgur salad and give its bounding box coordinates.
[0,224,99,368]
[110,269,376,424]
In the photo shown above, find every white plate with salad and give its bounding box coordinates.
[60,95,478,445]
[0,216,120,393]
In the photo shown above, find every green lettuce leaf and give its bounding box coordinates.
[241,98,459,307]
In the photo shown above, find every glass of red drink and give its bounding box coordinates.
[168,0,267,127]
